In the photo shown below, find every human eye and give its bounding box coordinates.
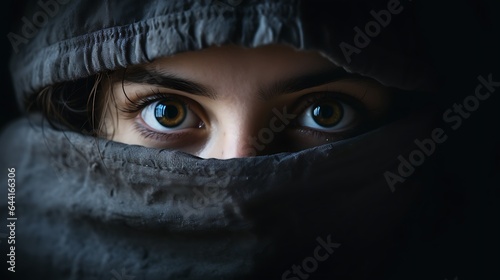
[296,96,358,132]
[288,92,369,142]
[123,92,206,143]
[141,98,201,132]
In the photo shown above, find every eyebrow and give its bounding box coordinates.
[123,66,357,100]
[258,67,356,100]
[124,67,217,99]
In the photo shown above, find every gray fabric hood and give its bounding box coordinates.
[2,0,444,279]
[9,0,437,105]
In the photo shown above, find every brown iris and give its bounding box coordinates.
[311,100,343,127]
[154,98,187,128]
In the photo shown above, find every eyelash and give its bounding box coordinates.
[121,89,175,114]
[132,121,194,142]
[296,91,367,113]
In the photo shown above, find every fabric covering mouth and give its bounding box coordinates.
[3,110,432,229]
[0,108,438,279]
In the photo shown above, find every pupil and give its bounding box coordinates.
[311,101,342,127]
[313,105,333,119]
[154,100,186,128]
[159,104,178,119]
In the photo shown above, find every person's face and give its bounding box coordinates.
[103,44,393,159]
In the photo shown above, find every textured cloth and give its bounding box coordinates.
[9,0,436,106]
[2,0,445,279]
[0,110,437,279]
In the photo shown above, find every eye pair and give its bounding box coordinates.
[140,94,358,134]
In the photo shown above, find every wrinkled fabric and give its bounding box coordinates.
[0,109,438,279]
[2,0,446,279]
[9,0,437,107]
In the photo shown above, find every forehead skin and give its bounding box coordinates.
[135,44,338,101]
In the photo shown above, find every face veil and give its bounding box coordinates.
[1,108,441,279]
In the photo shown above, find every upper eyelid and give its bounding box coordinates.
[138,91,210,124]
[119,90,189,114]
[292,91,368,116]
[122,85,373,120]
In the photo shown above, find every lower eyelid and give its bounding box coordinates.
[133,121,180,141]
[292,92,366,115]
[132,114,212,153]
[133,117,197,143]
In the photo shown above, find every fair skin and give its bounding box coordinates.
[103,44,393,159]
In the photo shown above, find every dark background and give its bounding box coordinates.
[1,0,22,130]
